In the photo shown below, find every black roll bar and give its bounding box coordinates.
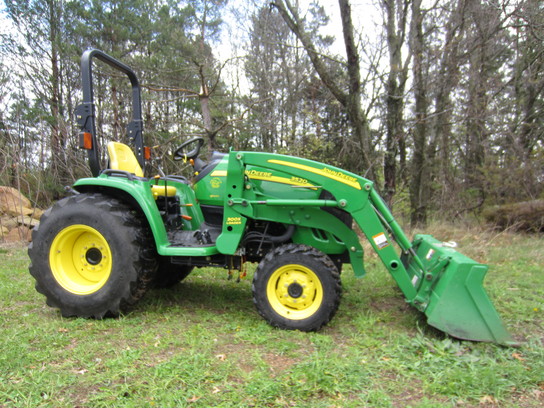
[75,49,144,177]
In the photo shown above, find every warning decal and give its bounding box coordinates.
[426,248,435,260]
[372,232,390,250]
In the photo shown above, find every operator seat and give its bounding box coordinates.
[106,141,176,199]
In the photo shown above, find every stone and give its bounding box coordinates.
[0,186,32,212]
[4,226,32,243]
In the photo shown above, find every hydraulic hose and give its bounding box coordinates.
[267,224,295,243]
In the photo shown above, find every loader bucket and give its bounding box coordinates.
[407,235,517,346]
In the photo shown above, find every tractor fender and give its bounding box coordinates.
[72,176,169,250]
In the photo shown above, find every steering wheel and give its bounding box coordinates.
[173,137,205,162]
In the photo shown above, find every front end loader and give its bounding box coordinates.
[28,50,516,345]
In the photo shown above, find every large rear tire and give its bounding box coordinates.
[252,244,341,331]
[28,193,157,318]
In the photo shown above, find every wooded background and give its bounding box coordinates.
[0,0,542,226]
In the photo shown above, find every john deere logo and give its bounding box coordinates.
[210,177,222,189]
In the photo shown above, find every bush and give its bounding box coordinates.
[483,200,544,233]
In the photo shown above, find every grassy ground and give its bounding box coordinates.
[0,225,543,407]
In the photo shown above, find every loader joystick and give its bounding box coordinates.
[173,137,205,162]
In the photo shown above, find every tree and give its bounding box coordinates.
[2,0,543,219]
[502,0,544,201]
[246,6,295,151]
[270,0,377,179]
[381,0,410,206]
[245,3,339,159]
[408,0,429,226]
[190,0,229,151]
[0,61,12,185]
[5,0,72,189]
[426,0,469,211]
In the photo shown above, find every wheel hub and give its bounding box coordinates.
[266,264,324,320]
[287,282,303,298]
[85,247,103,265]
[49,225,112,295]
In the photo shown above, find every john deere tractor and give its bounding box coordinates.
[28,50,515,345]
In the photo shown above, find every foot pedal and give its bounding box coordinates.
[193,229,212,245]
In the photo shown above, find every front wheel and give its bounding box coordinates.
[252,244,341,331]
[28,193,157,318]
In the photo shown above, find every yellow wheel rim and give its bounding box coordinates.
[266,264,323,320]
[49,225,112,295]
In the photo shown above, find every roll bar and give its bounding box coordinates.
[74,49,144,177]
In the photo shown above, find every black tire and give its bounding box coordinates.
[252,244,341,331]
[28,193,157,318]
[154,257,193,288]
[330,257,344,274]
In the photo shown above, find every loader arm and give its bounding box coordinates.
[216,150,516,345]
[215,150,421,293]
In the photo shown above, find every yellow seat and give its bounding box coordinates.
[107,142,176,199]
[107,141,144,177]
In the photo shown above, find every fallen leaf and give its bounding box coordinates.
[58,328,69,333]
[512,352,524,361]
[215,354,226,361]
[186,396,201,403]
[212,386,221,394]
[76,369,88,375]
[479,395,496,405]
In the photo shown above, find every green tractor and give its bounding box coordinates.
[29,50,515,345]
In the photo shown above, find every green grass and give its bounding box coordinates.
[1,226,543,408]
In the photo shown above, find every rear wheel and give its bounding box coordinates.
[28,193,157,318]
[252,244,341,331]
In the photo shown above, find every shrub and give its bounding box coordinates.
[483,200,544,233]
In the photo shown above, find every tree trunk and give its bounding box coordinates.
[409,0,429,227]
[429,0,468,209]
[199,80,216,151]
[463,1,501,195]
[382,0,409,207]
[48,0,67,187]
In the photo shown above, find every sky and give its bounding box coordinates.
[217,0,383,92]
[219,0,383,59]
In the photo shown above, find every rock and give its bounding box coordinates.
[4,226,32,243]
[0,186,42,243]
[0,186,32,212]
[4,205,34,217]
[15,215,38,227]
[0,216,18,230]
[31,208,44,221]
